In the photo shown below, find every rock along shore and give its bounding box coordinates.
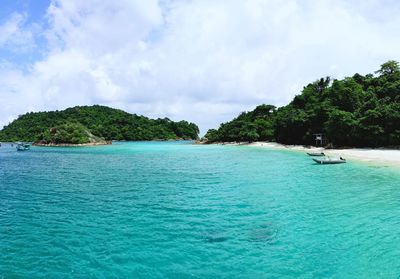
[33,141,112,147]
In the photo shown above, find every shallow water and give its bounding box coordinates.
[1,141,400,278]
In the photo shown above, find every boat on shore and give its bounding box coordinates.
[307,152,325,156]
[313,157,346,164]
[16,143,30,151]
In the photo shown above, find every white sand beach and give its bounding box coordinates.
[235,142,400,167]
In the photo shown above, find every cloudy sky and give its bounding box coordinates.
[1,0,400,134]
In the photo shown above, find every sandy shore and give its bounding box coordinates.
[223,141,400,167]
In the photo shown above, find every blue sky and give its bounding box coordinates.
[0,0,49,65]
[0,0,49,22]
[1,0,400,134]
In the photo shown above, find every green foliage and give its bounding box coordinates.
[40,122,91,144]
[204,104,275,143]
[206,60,400,147]
[325,109,358,146]
[0,105,199,142]
[375,60,400,76]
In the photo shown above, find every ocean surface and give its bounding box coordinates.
[1,141,400,278]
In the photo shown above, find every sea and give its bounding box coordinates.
[1,141,400,278]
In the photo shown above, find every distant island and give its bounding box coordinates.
[0,105,199,145]
[204,60,400,148]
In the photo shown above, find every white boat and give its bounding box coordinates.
[16,143,30,151]
[307,152,325,156]
[313,157,346,164]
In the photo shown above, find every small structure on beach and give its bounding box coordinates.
[313,133,327,146]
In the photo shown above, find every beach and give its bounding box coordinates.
[225,142,400,167]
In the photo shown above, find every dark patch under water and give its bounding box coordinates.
[205,235,230,243]
[248,223,277,244]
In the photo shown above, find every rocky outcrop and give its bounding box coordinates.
[33,141,112,147]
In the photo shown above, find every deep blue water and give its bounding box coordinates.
[1,141,400,278]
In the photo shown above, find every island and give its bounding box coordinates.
[0,105,199,145]
[203,60,400,148]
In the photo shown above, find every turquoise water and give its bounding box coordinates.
[1,141,400,278]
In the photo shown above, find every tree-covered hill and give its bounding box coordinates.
[0,105,199,142]
[36,122,108,145]
[205,60,400,148]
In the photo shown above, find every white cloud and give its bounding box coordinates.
[0,12,37,51]
[1,0,400,134]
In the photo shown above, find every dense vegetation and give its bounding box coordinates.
[38,122,105,144]
[205,60,400,147]
[0,105,199,143]
[41,122,90,144]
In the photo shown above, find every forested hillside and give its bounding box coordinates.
[205,61,400,147]
[0,105,199,142]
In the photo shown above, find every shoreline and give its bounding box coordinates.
[31,139,194,147]
[213,141,400,168]
[33,141,112,147]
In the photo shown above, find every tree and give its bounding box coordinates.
[326,110,357,146]
[328,78,364,112]
[375,60,400,76]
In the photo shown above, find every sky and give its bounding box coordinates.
[1,0,400,134]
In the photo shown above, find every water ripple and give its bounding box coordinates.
[1,142,400,277]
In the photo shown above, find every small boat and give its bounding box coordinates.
[16,143,30,151]
[313,157,346,164]
[307,152,325,156]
